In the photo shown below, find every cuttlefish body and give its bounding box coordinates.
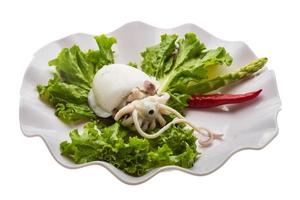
[88,64,221,146]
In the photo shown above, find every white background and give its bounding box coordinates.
[0,0,299,199]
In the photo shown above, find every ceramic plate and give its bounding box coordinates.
[19,21,281,184]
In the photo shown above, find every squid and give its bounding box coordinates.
[88,63,222,147]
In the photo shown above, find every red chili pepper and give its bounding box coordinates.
[188,89,262,108]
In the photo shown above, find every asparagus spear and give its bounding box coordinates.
[186,57,268,95]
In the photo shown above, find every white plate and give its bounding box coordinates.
[19,21,281,185]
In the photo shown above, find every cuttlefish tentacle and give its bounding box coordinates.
[132,110,177,139]
[171,118,223,147]
[195,127,223,147]
[156,113,166,126]
[116,95,221,146]
[132,103,222,146]
[157,93,170,104]
[121,115,134,126]
[114,104,135,121]
[149,120,156,130]
[142,120,150,131]
[157,103,184,119]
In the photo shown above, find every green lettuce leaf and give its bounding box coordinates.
[139,33,266,111]
[160,47,233,94]
[165,92,190,113]
[173,33,206,69]
[49,45,93,90]
[60,121,198,176]
[86,34,117,72]
[37,35,117,123]
[127,61,138,68]
[37,74,96,123]
[37,74,88,106]
[141,34,178,79]
[55,103,96,124]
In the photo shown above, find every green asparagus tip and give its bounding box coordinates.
[260,57,268,64]
[253,57,268,65]
[241,57,268,73]
[256,57,268,68]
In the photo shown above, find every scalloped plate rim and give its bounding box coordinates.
[19,21,281,185]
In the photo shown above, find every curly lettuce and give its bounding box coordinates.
[140,33,266,111]
[141,34,178,78]
[60,121,198,176]
[37,35,116,123]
